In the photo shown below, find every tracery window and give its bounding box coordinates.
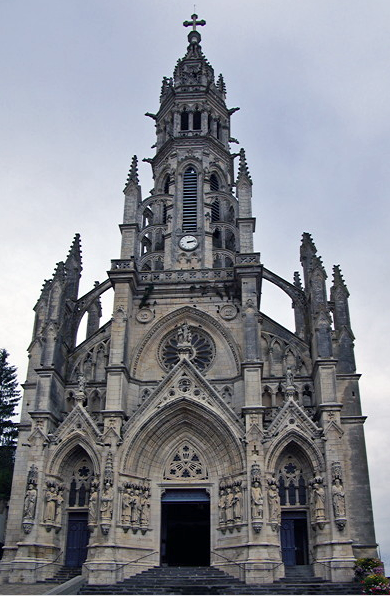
[278,458,307,506]
[159,326,215,372]
[164,444,208,480]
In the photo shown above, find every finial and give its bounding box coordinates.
[183,13,206,45]
[183,13,206,32]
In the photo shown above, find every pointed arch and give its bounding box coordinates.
[121,398,245,479]
[48,433,101,478]
[265,430,325,476]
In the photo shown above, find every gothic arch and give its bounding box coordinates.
[265,431,325,477]
[48,434,101,478]
[121,398,245,479]
[131,306,241,378]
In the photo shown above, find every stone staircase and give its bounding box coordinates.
[78,565,363,595]
[38,565,82,584]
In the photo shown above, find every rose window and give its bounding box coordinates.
[160,326,215,372]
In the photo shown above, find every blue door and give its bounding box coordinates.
[281,519,296,565]
[65,513,89,567]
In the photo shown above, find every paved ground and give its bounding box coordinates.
[0,583,58,595]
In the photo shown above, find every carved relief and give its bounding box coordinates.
[218,478,243,533]
[43,481,64,532]
[120,481,151,534]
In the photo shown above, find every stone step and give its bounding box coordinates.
[78,566,362,595]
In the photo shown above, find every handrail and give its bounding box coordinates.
[211,550,285,574]
[83,550,158,571]
[310,551,333,570]
[34,550,63,571]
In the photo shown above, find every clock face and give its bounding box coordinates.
[179,235,199,251]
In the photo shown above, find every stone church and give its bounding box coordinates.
[1,15,378,586]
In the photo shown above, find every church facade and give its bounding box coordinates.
[1,16,378,586]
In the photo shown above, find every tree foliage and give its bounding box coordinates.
[0,349,20,445]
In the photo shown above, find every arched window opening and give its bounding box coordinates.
[216,120,221,140]
[211,199,220,222]
[182,166,198,231]
[142,208,153,228]
[277,453,309,507]
[141,234,152,255]
[262,387,272,407]
[302,385,312,406]
[208,114,212,133]
[212,229,222,248]
[213,254,222,268]
[155,230,165,251]
[226,204,235,223]
[210,173,219,192]
[225,230,236,251]
[193,109,201,130]
[163,174,171,195]
[181,110,189,131]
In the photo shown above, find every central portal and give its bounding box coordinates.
[161,489,210,566]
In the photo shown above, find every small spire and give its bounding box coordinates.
[236,148,252,184]
[65,233,82,268]
[124,155,139,190]
[300,232,317,256]
[217,73,226,96]
[332,265,349,295]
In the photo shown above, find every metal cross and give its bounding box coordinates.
[183,13,206,32]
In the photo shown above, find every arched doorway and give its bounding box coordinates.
[275,445,312,567]
[58,448,96,568]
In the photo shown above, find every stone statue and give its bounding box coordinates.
[332,478,346,518]
[100,482,113,520]
[218,488,226,524]
[121,487,132,525]
[23,484,37,520]
[267,481,280,523]
[311,480,326,521]
[140,488,150,526]
[233,485,242,522]
[177,322,191,345]
[44,485,57,523]
[225,486,234,522]
[88,483,99,524]
[55,487,64,525]
[251,481,263,519]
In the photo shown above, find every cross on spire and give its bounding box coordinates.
[183,13,206,32]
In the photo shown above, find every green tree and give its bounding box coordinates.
[0,349,20,500]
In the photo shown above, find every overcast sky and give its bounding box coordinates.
[1,0,389,571]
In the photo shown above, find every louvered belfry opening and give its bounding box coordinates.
[182,166,198,231]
